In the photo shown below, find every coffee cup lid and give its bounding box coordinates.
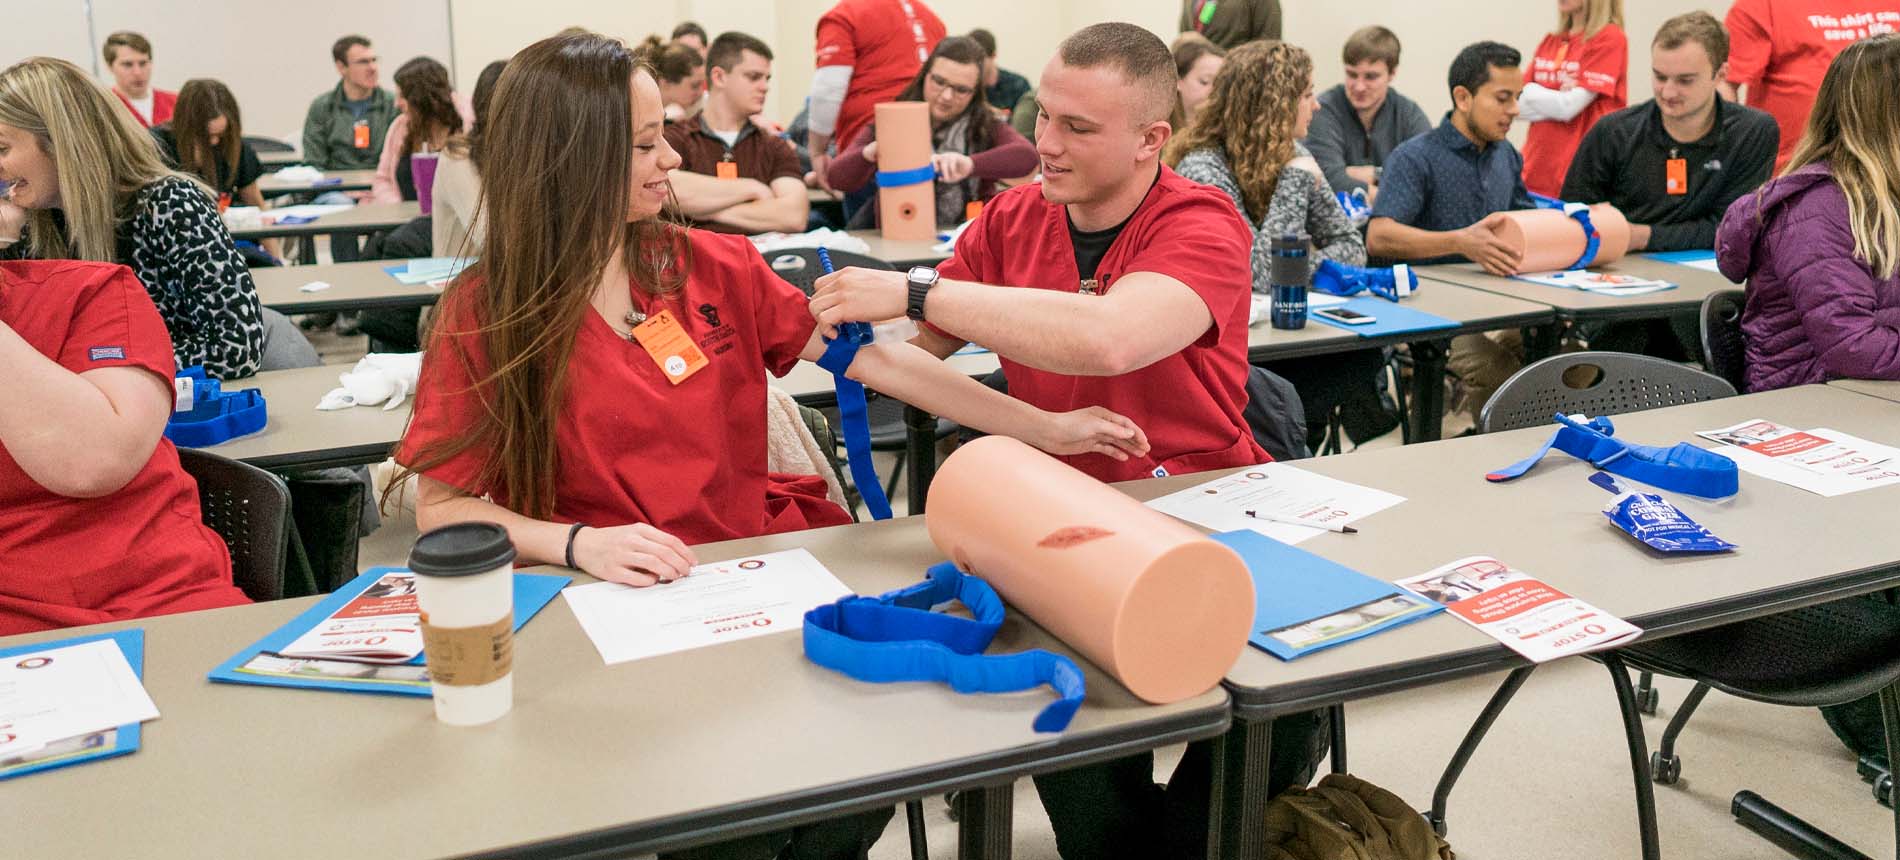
[408,522,516,577]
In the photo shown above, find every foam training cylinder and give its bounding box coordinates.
[924,436,1256,704]
[1494,204,1632,271]
[874,101,938,242]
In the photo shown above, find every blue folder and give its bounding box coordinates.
[1644,249,1717,266]
[1309,297,1459,338]
[1211,531,1443,661]
[208,567,568,696]
[0,629,146,780]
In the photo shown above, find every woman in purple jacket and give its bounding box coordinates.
[1717,34,1900,393]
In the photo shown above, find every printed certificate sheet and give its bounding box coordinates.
[0,639,159,758]
[1146,464,1405,544]
[564,548,853,665]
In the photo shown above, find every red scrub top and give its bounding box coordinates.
[113,87,176,128]
[397,231,851,546]
[1522,24,1628,198]
[0,260,245,636]
[935,166,1269,484]
[1727,0,1900,169]
[815,0,946,151]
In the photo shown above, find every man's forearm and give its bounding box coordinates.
[667,171,765,217]
[708,195,809,234]
[1367,218,1461,261]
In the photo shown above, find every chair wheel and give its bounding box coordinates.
[1638,687,1660,716]
[1874,773,1892,807]
[1651,751,1682,785]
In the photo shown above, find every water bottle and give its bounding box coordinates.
[1269,231,1310,330]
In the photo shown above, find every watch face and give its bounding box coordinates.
[908,266,939,283]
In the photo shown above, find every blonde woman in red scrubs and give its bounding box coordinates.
[0,258,248,635]
[397,31,1147,589]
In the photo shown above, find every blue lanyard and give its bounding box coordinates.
[803,562,1087,733]
[1487,414,1739,499]
[814,248,894,520]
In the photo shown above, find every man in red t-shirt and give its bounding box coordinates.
[103,31,176,129]
[813,26,1303,854]
[1725,0,1900,168]
[805,0,946,191]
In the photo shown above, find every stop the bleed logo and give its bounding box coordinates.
[1037,525,1115,549]
[705,610,773,635]
[15,656,52,670]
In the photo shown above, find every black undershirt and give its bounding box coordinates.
[1066,168,1161,281]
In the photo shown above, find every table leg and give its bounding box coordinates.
[298,236,318,265]
[956,783,1014,860]
[1406,340,1449,444]
[904,405,937,515]
[1522,323,1562,362]
[1208,716,1274,860]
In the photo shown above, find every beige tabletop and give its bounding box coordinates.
[252,259,443,315]
[1244,282,1554,362]
[847,229,950,268]
[205,365,412,471]
[230,201,422,240]
[6,521,1228,859]
[808,185,842,206]
[1129,384,1900,717]
[257,168,376,196]
[1416,254,1738,324]
[1828,378,1900,403]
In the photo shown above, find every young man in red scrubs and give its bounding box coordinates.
[0,258,248,635]
[810,23,1299,858]
[810,22,1266,486]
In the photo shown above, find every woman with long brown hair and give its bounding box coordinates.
[367,56,472,204]
[826,35,1037,228]
[152,79,264,210]
[1718,33,1900,392]
[396,31,1145,856]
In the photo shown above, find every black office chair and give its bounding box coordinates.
[767,248,957,509]
[176,448,293,602]
[1700,288,1748,394]
[243,135,296,154]
[1432,353,1736,855]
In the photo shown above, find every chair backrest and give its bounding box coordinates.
[1244,365,1312,461]
[765,248,894,295]
[1480,351,1737,434]
[244,135,296,153]
[175,448,292,601]
[1700,288,1748,393]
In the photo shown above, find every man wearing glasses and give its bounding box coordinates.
[301,35,398,173]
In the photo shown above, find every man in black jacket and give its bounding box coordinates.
[1560,11,1777,360]
[1560,11,1777,253]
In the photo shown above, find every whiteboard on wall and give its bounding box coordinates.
[83,0,453,150]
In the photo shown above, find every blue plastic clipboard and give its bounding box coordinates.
[1211,531,1442,661]
[0,628,146,780]
[1308,297,1460,338]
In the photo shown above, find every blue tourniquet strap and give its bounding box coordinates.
[814,248,893,521]
[875,164,937,188]
[803,562,1087,733]
[1486,414,1739,499]
[1561,202,1602,270]
[1528,192,1566,210]
[1311,259,1420,302]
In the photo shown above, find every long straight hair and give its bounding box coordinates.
[0,57,204,262]
[397,31,691,520]
[1557,0,1624,38]
[1165,40,1312,223]
[170,79,243,190]
[1784,34,1900,279]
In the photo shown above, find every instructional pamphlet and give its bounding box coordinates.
[279,571,422,664]
[1515,270,1676,295]
[1146,464,1405,545]
[0,638,159,760]
[564,548,854,665]
[1397,556,1641,662]
[1697,419,1900,497]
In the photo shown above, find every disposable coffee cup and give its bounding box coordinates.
[411,151,441,215]
[408,522,516,725]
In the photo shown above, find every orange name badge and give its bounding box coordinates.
[715,161,740,180]
[630,309,709,385]
[352,121,370,150]
[963,200,984,222]
[1665,158,1688,196]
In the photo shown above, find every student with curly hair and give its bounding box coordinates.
[368,57,473,204]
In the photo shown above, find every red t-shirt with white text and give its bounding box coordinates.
[1727,0,1900,168]
[814,0,946,149]
[1522,25,1628,198]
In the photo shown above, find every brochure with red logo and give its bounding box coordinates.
[279,572,423,663]
[1697,418,1900,497]
[1397,556,1641,662]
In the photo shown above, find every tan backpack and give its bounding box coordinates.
[1264,773,1455,860]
